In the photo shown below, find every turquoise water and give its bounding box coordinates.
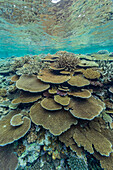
[0,0,113,57]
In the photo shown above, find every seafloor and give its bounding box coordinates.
[0,50,113,170]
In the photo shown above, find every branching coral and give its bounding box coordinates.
[10,55,31,72]
[55,52,80,71]
[67,155,88,170]
[16,60,49,75]
[98,60,113,83]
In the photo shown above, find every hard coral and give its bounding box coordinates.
[83,68,101,79]
[16,74,50,92]
[98,60,113,83]
[12,91,41,104]
[65,96,105,120]
[27,131,37,144]
[38,69,71,84]
[0,145,18,170]
[30,102,78,136]
[0,111,31,146]
[55,52,80,71]
[59,117,113,158]
[67,155,88,170]
[67,74,90,87]
[16,59,48,76]
[41,98,62,111]
[10,113,23,126]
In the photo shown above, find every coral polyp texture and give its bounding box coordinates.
[0,111,31,146]
[1,51,113,169]
[54,52,80,71]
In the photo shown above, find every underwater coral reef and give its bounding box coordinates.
[0,51,113,169]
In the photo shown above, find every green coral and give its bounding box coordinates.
[67,155,88,170]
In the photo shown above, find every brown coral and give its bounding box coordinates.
[54,95,70,106]
[68,89,91,98]
[38,69,71,84]
[41,98,62,111]
[82,68,101,79]
[10,75,19,82]
[78,60,99,67]
[59,126,83,156]
[0,88,7,97]
[54,52,80,71]
[16,74,50,92]
[27,131,37,144]
[0,111,31,146]
[0,145,18,170]
[60,117,113,158]
[10,113,23,126]
[67,74,90,87]
[30,102,78,136]
[73,124,112,156]
[65,96,105,120]
[12,91,41,104]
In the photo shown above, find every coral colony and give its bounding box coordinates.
[0,51,113,169]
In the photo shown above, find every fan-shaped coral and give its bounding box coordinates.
[16,74,50,92]
[38,69,71,84]
[10,113,23,126]
[41,98,62,111]
[0,111,31,146]
[12,91,41,104]
[67,75,90,87]
[82,68,101,79]
[30,102,78,136]
[65,96,105,120]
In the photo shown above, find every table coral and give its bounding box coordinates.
[12,91,41,104]
[68,89,91,98]
[30,102,78,136]
[65,96,105,120]
[0,111,31,146]
[38,69,71,84]
[2,51,113,170]
[54,95,70,106]
[10,113,24,126]
[16,74,50,92]
[59,117,113,167]
[82,68,101,79]
[67,74,90,87]
[41,98,62,111]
